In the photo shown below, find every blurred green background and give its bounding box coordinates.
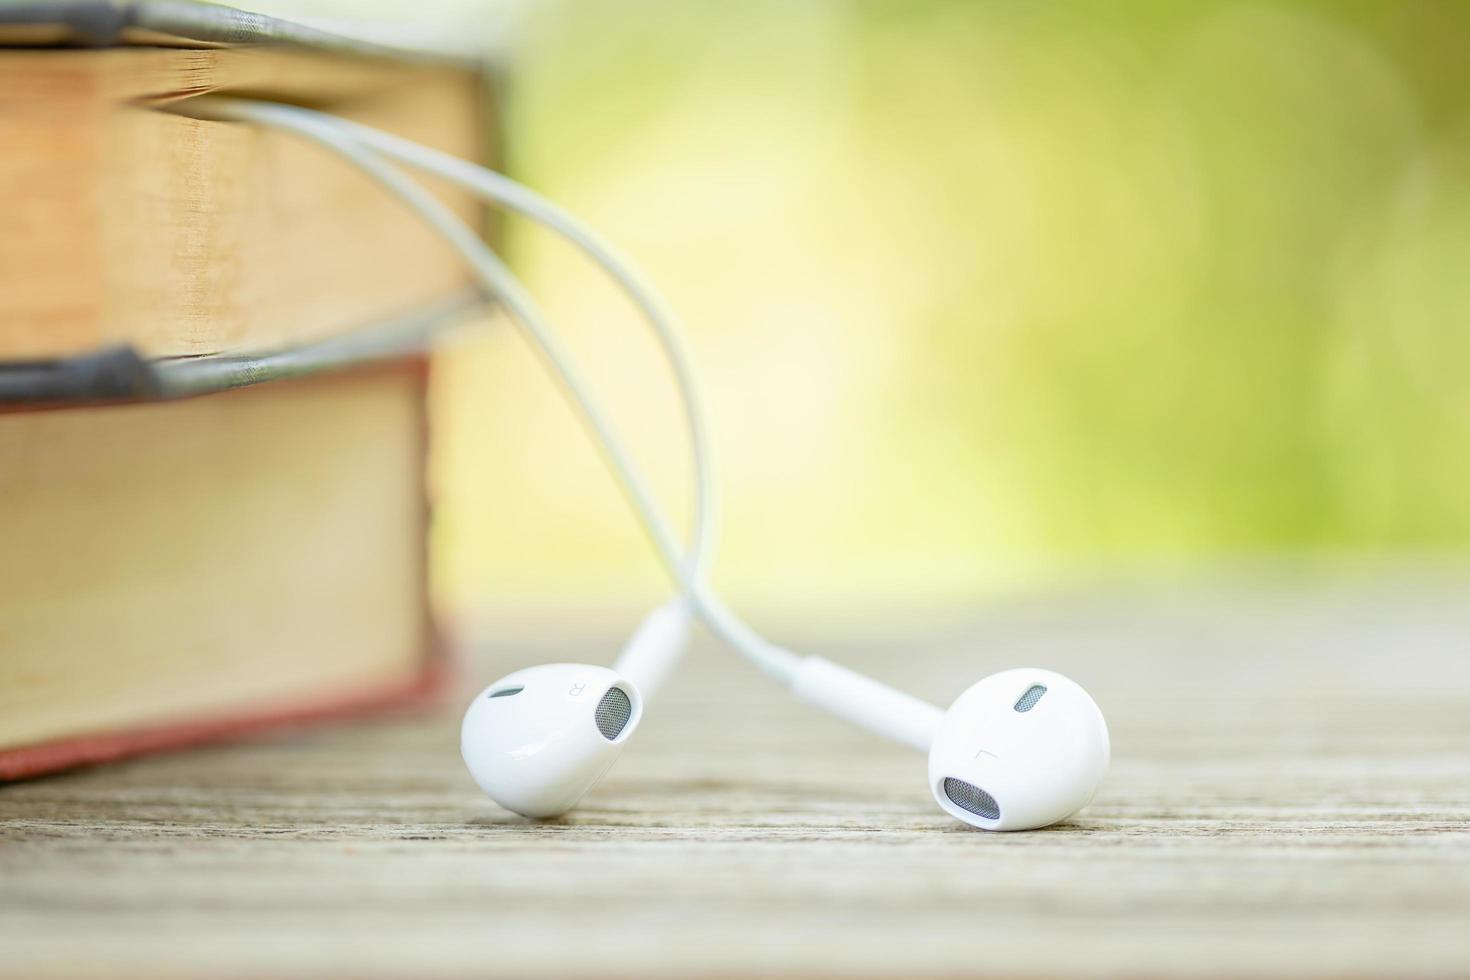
[291,1,1470,612]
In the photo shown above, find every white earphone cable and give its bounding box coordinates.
[259,110,720,591]
[172,98,799,684]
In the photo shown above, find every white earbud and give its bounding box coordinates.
[927,668,1109,830]
[461,663,642,818]
[794,658,1108,830]
[460,601,690,818]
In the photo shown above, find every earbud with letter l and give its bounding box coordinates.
[927,668,1109,830]
[461,601,690,818]
[792,659,1109,830]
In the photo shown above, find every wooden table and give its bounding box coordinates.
[4,581,1469,977]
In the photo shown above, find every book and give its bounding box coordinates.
[0,0,492,360]
[0,362,438,780]
[0,3,494,777]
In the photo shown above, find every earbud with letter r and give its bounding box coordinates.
[461,601,690,818]
[461,663,642,818]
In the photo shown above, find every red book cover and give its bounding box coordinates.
[0,658,448,781]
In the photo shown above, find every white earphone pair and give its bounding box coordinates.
[464,651,1108,831]
[175,97,1110,831]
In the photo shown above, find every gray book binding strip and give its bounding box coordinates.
[0,0,484,65]
[0,292,490,405]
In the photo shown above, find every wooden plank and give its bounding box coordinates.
[2,582,1468,977]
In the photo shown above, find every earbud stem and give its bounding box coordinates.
[791,657,943,753]
[612,599,693,700]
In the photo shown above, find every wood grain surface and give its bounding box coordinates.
[3,579,1468,978]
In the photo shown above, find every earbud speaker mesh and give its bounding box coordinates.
[595,687,633,740]
[943,777,1001,820]
[1014,684,1047,712]
[488,687,523,698]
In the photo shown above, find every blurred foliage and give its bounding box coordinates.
[426,0,1470,609]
